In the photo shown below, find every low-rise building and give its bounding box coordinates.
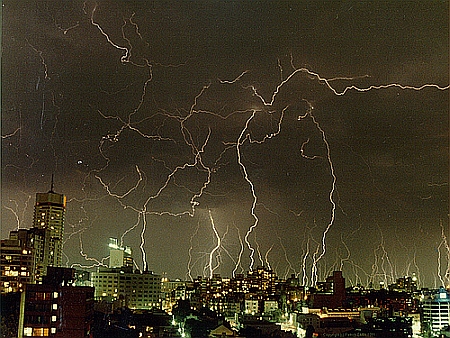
[18,267,94,338]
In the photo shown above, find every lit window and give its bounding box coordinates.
[52,303,57,310]
[51,328,56,334]
[52,315,57,322]
[24,327,33,336]
[32,327,49,336]
[22,250,28,254]
[53,292,58,298]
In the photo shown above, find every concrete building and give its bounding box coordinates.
[421,287,450,337]
[108,238,133,268]
[91,266,161,310]
[310,271,346,309]
[33,187,66,279]
[1,229,37,293]
[263,300,278,314]
[18,267,94,338]
[244,299,259,314]
[161,278,186,312]
[91,239,161,310]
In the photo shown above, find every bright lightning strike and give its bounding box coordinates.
[14,2,447,286]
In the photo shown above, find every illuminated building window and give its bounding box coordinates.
[52,315,57,322]
[51,328,56,334]
[52,303,57,310]
[32,327,49,336]
[53,292,58,298]
[24,327,33,336]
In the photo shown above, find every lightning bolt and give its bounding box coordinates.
[186,219,201,281]
[207,209,222,278]
[1,127,21,140]
[70,232,109,269]
[437,219,450,287]
[236,110,260,271]
[23,2,448,285]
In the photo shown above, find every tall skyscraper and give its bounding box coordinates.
[32,180,66,278]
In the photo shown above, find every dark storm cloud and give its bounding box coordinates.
[1,0,448,286]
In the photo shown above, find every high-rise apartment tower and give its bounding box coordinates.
[32,180,66,278]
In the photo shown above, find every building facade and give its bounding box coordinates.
[0,229,37,293]
[0,228,51,293]
[91,266,161,310]
[18,267,94,338]
[421,287,450,337]
[33,190,66,279]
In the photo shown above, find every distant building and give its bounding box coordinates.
[246,266,277,296]
[209,324,243,337]
[296,313,320,332]
[91,266,161,310]
[310,271,346,309]
[263,300,278,314]
[161,278,186,312]
[244,299,259,314]
[389,275,418,293]
[90,239,161,310]
[108,237,134,268]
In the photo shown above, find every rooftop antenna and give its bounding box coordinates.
[50,174,55,193]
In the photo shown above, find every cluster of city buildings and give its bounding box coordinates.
[1,187,450,337]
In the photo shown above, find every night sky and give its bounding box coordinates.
[2,0,449,287]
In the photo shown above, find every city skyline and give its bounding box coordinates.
[1,1,449,287]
